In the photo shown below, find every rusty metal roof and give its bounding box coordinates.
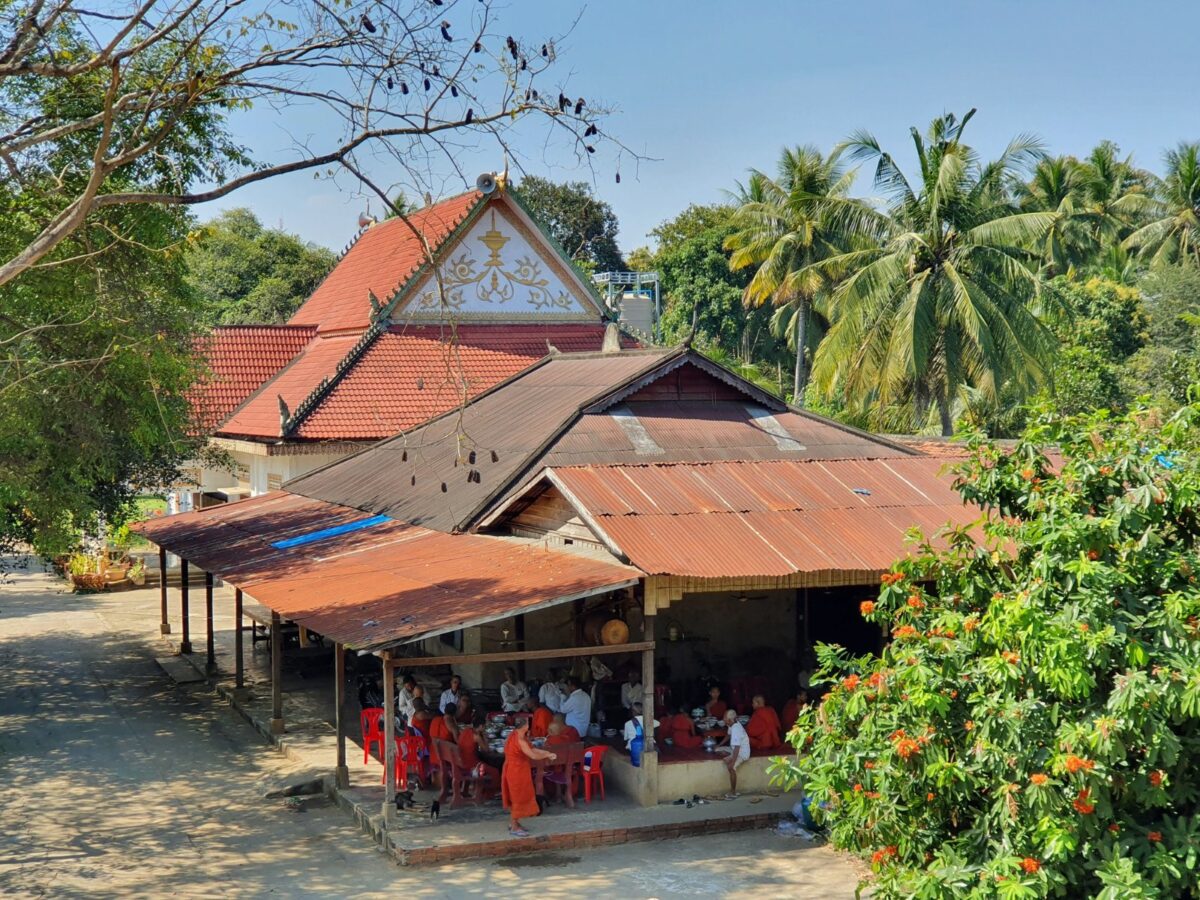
[285,347,917,534]
[536,458,980,578]
[132,492,638,651]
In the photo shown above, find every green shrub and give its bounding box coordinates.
[773,402,1200,898]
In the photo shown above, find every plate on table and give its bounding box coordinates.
[603,728,618,737]
[692,707,705,718]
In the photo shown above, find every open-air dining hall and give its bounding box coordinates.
[134,344,980,828]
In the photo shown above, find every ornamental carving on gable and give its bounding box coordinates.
[415,211,576,312]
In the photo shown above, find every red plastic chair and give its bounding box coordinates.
[394,734,429,789]
[581,745,610,802]
[360,707,385,764]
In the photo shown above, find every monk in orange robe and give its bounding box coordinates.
[457,723,500,789]
[705,685,728,719]
[531,703,554,738]
[501,718,558,836]
[670,706,704,748]
[745,694,783,751]
[546,713,581,744]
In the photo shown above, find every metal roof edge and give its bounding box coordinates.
[784,406,923,457]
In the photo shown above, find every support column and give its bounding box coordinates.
[204,571,216,673]
[639,602,659,807]
[234,588,244,690]
[382,651,396,823]
[270,611,284,734]
[334,643,349,789]
[158,546,170,635]
[179,559,192,655]
[515,614,527,682]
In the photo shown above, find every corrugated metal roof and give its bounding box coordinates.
[542,458,979,578]
[286,348,918,533]
[132,492,638,651]
[285,349,680,532]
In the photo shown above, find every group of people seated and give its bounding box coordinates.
[651,685,810,753]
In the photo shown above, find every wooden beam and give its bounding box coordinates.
[179,559,192,655]
[382,650,396,824]
[234,588,244,690]
[270,611,284,734]
[158,546,170,635]
[641,614,656,752]
[204,571,215,672]
[387,641,655,669]
[334,643,349,789]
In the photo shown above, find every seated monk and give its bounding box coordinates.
[549,712,580,744]
[429,701,461,744]
[781,689,810,733]
[705,685,728,719]
[545,720,574,746]
[669,706,704,748]
[456,716,500,789]
[745,694,783,751]
[531,702,554,738]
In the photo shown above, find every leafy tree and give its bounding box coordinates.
[724,146,863,402]
[1125,143,1200,268]
[514,176,625,272]
[185,209,335,325]
[809,110,1060,435]
[774,402,1200,898]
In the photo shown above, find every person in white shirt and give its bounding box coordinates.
[622,701,658,750]
[560,675,592,738]
[620,670,642,711]
[396,674,418,720]
[716,708,750,798]
[439,674,463,713]
[499,667,529,712]
[538,668,564,713]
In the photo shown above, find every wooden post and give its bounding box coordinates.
[270,611,284,734]
[515,614,527,682]
[638,593,659,807]
[641,617,656,753]
[382,651,396,823]
[234,588,244,690]
[334,643,349,789]
[158,546,170,635]
[179,559,192,655]
[204,571,215,673]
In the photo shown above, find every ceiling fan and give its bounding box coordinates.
[733,591,769,603]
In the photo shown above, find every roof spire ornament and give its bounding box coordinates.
[278,395,290,432]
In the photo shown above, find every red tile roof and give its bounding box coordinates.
[218,333,361,438]
[288,191,483,333]
[191,325,316,429]
[292,323,626,440]
[541,458,979,578]
[131,491,639,651]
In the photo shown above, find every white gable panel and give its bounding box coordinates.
[398,203,599,322]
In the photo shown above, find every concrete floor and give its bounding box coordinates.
[0,557,865,898]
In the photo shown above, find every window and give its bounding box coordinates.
[439,630,464,651]
[267,473,283,491]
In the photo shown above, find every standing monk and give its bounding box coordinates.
[501,718,557,837]
[745,694,783,750]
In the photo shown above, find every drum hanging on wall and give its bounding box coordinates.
[600,618,630,646]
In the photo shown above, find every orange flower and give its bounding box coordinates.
[895,737,921,760]
[964,720,975,731]
[1065,755,1095,774]
[860,600,876,616]
[893,625,918,639]
[867,672,887,689]
[1079,623,1090,632]
[964,617,979,632]
[907,594,925,609]
[1030,773,1048,786]
[853,783,863,793]
[949,690,958,699]
[1149,770,1164,787]
[843,674,860,691]
[1073,788,1095,815]
[1148,831,1163,843]
[1099,465,1113,476]
[1021,857,1040,874]
[865,791,881,799]
[1002,650,1020,665]
[1021,468,1035,479]
[1087,549,1100,561]
[864,761,875,769]
[926,792,936,801]
[871,845,898,865]
[1108,823,1120,834]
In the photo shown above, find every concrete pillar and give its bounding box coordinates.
[638,606,658,806]
[158,546,170,634]
[234,589,244,690]
[179,559,192,655]
[382,652,396,823]
[335,643,349,789]
[270,611,284,734]
[204,571,216,673]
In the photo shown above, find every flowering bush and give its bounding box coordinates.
[771,403,1200,898]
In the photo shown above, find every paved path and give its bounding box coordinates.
[0,559,862,898]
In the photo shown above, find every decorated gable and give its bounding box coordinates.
[396,200,600,322]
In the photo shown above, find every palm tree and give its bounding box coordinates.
[723,146,866,403]
[1015,155,1085,275]
[1073,141,1154,262]
[1124,142,1200,268]
[807,110,1061,435]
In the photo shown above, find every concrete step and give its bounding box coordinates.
[155,655,206,684]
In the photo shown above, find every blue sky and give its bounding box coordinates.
[201,0,1200,255]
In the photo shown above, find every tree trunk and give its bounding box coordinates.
[936,389,954,437]
[793,300,809,405]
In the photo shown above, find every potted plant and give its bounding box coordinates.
[68,553,107,592]
[127,558,146,586]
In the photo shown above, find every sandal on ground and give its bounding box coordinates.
[724,792,740,800]
[508,827,530,837]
